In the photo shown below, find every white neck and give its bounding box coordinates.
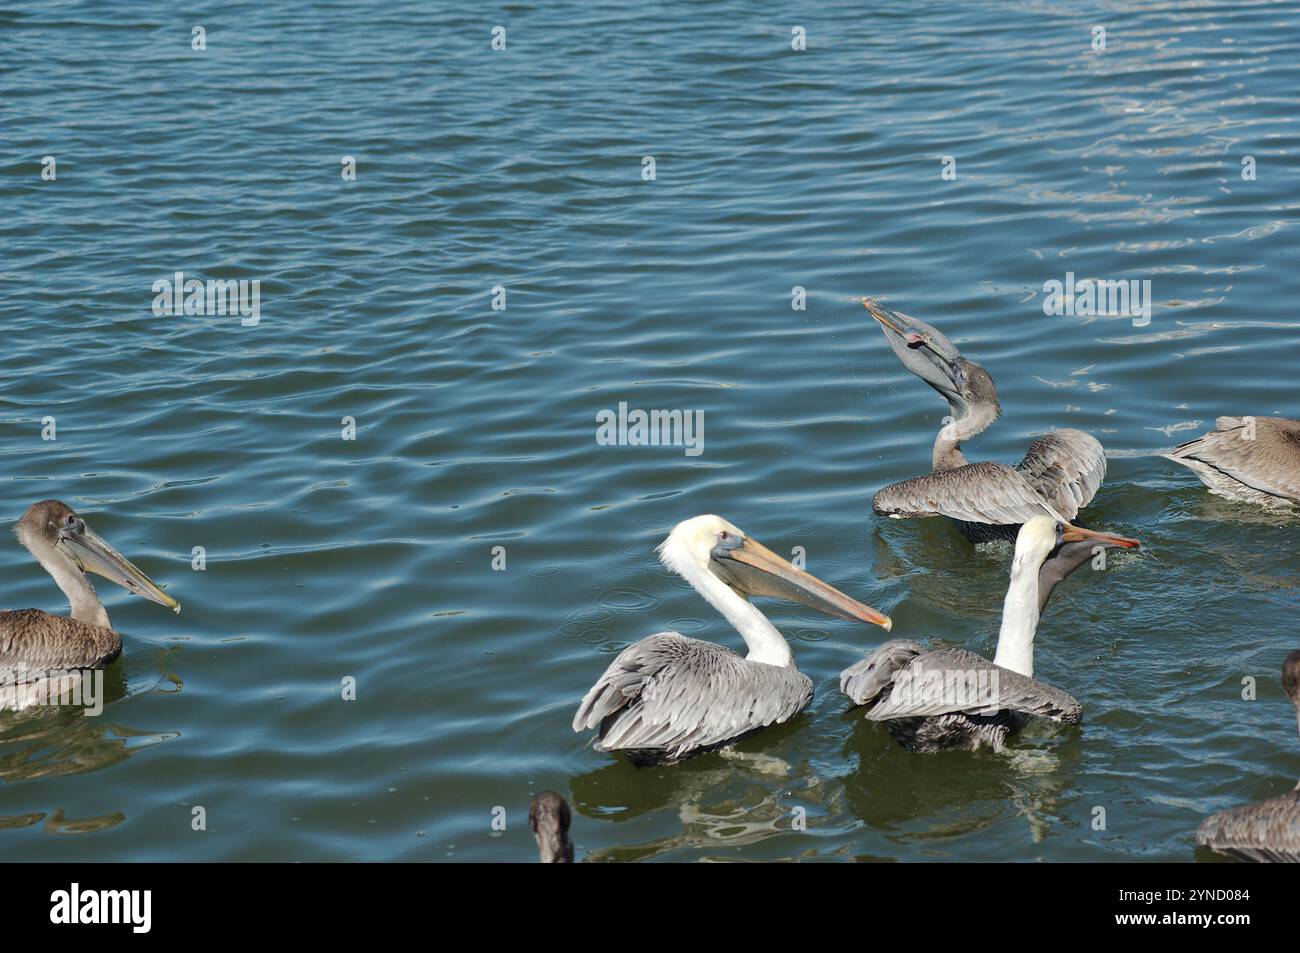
[32,544,110,629]
[992,549,1041,677]
[677,559,795,668]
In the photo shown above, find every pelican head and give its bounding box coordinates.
[529,791,574,863]
[863,298,1000,422]
[1284,650,1300,737]
[658,514,892,629]
[1017,514,1141,569]
[1284,650,1300,714]
[15,500,180,613]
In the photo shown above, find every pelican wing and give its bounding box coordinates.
[1016,429,1107,520]
[861,648,1082,723]
[839,639,926,706]
[573,633,813,759]
[873,462,1062,525]
[1164,416,1300,505]
[1197,791,1300,863]
[0,610,121,684]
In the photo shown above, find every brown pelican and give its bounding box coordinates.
[529,791,574,863]
[1196,651,1300,863]
[864,299,1127,545]
[573,514,893,766]
[1163,416,1300,510]
[840,515,1138,752]
[1,500,180,686]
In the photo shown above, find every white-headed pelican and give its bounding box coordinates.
[573,515,892,765]
[840,515,1138,752]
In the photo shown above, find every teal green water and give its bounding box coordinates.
[1,2,1297,861]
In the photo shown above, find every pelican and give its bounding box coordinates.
[865,299,1123,544]
[840,515,1139,752]
[1196,651,1300,863]
[530,791,575,863]
[1163,416,1300,510]
[1,500,180,686]
[1036,538,1119,615]
[573,514,893,766]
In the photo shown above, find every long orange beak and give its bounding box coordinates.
[1061,523,1141,549]
[711,536,893,631]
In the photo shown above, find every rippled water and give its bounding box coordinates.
[1,1,1297,861]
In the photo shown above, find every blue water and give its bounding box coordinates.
[1,0,1297,861]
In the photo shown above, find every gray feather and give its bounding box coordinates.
[573,632,813,765]
[859,648,1081,722]
[1164,416,1300,507]
[839,639,925,705]
[1017,429,1107,521]
[1197,790,1300,863]
[873,462,1062,525]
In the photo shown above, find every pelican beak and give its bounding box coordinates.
[862,298,964,406]
[1060,523,1141,550]
[863,298,912,337]
[863,299,960,359]
[59,523,181,613]
[710,536,892,630]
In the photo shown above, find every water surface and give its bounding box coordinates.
[1,0,1298,861]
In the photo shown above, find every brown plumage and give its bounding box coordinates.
[864,299,1111,543]
[1,500,179,689]
[873,461,1057,524]
[1196,651,1300,862]
[0,611,121,684]
[1164,416,1300,509]
[529,791,574,863]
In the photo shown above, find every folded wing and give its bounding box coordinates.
[840,639,925,706]
[1,610,121,685]
[1197,791,1300,863]
[1165,416,1300,505]
[573,633,813,759]
[860,647,1082,723]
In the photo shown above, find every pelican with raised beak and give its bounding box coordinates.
[865,298,1121,544]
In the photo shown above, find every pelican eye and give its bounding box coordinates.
[1055,522,1064,535]
[713,530,744,555]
